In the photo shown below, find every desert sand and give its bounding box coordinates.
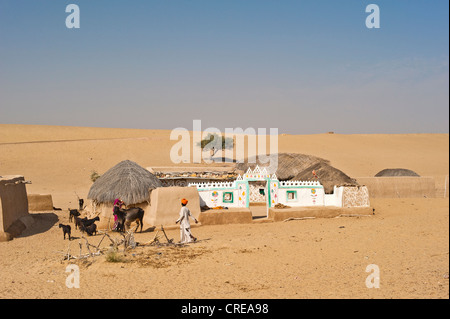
[0,124,448,298]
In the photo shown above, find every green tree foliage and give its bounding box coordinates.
[198,133,234,155]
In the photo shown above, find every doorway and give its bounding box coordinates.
[248,181,268,219]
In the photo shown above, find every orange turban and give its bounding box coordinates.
[181,198,188,205]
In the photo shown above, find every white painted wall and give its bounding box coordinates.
[277,187,325,207]
[193,180,352,209]
[322,187,344,207]
[197,189,241,208]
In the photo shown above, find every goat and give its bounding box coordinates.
[78,198,85,211]
[69,209,81,223]
[59,224,71,240]
[74,216,87,230]
[113,206,145,233]
[80,223,97,236]
[80,216,100,228]
[113,207,126,233]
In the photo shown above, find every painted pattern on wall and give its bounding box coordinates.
[342,186,370,207]
[190,166,369,209]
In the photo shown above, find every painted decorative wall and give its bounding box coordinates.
[189,166,370,210]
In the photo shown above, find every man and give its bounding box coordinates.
[175,198,198,243]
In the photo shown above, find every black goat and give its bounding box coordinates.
[80,223,97,236]
[113,207,126,233]
[69,209,81,223]
[80,216,100,228]
[74,216,87,230]
[78,198,85,211]
[59,224,71,240]
[113,206,145,233]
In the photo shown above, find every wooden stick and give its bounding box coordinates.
[82,235,93,256]
[149,230,161,244]
[95,232,107,251]
[283,217,316,222]
[336,214,373,218]
[66,242,71,261]
[119,233,128,253]
[161,225,173,243]
[143,230,161,246]
[99,231,117,246]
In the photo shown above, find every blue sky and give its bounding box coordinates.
[0,0,448,134]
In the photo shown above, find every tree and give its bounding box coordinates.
[197,133,234,157]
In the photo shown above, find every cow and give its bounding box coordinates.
[113,206,145,233]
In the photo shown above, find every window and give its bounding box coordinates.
[223,192,233,203]
[287,190,297,201]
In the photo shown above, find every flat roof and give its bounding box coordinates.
[147,166,235,173]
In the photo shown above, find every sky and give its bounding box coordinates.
[0,0,448,134]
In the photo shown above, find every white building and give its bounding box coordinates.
[190,166,370,210]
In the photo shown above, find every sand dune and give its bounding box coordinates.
[0,124,448,299]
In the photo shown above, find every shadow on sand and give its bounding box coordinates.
[18,212,59,238]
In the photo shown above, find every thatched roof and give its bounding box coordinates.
[234,153,330,181]
[292,162,358,194]
[87,160,162,205]
[375,168,420,177]
[234,153,358,194]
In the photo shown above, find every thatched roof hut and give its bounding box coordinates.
[234,153,358,194]
[87,160,162,205]
[292,162,358,194]
[375,168,420,177]
[234,153,330,181]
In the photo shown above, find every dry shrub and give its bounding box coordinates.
[105,248,125,263]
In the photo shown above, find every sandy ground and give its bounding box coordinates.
[0,198,448,299]
[0,124,449,299]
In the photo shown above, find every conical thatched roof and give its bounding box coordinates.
[375,168,420,177]
[87,160,162,205]
[234,153,330,181]
[292,162,358,194]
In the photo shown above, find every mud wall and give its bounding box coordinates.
[356,177,435,198]
[198,208,253,225]
[27,194,53,211]
[0,176,31,240]
[144,186,201,227]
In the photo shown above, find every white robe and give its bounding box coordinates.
[176,206,196,243]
